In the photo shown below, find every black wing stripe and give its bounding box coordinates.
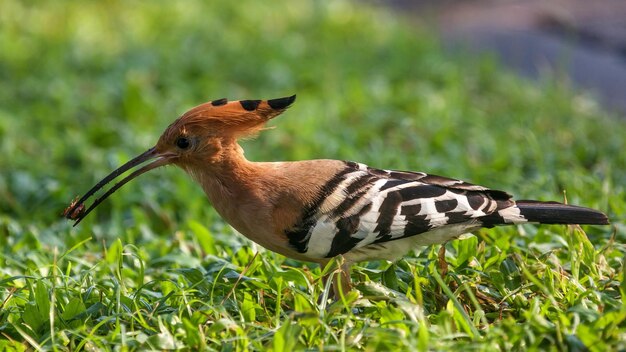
[400,203,422,216]
[373,191,403,243]
[379,179,406,191]
[285,164,356,253]
[397,185,447,200]
[401,215,431,238]
[467,193,488,211]
[333,174,377,217]
[435,198,459,213]
[326,203,373,257]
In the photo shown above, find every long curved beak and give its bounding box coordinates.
[64,147,174,226]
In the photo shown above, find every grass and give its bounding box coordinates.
[1,0,625,350]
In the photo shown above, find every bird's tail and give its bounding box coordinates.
[515,200,609,225]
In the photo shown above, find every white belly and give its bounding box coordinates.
[342,223,477,263]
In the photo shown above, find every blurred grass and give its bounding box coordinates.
[1,0,625,350]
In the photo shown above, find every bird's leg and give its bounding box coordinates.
[333,260,352,300]
[319,256,353,302]
[326,256,353,300]
[437,245,448,277]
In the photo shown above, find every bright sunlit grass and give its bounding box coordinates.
[1,0,625,350]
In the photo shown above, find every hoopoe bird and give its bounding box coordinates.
[65,95,609,296]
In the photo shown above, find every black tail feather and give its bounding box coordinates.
[516,200,609,225]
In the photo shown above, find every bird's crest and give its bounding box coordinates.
[176,95,296,137]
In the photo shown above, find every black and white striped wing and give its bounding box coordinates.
[286,161,526,259]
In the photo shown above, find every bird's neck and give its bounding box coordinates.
[183,140,273,236]
[180,139,347,261]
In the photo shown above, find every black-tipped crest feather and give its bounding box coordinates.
[267,95,296,110]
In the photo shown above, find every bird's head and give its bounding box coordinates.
[64,95,296,225]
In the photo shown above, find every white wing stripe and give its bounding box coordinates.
[287,162,520,259]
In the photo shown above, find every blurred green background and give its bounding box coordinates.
[2,1,624,225]
[1,0,625,350]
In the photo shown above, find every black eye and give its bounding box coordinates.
[176,136,190,149]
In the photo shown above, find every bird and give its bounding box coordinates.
[65,95,610,297]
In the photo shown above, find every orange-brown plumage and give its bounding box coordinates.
[65,94,609,300]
